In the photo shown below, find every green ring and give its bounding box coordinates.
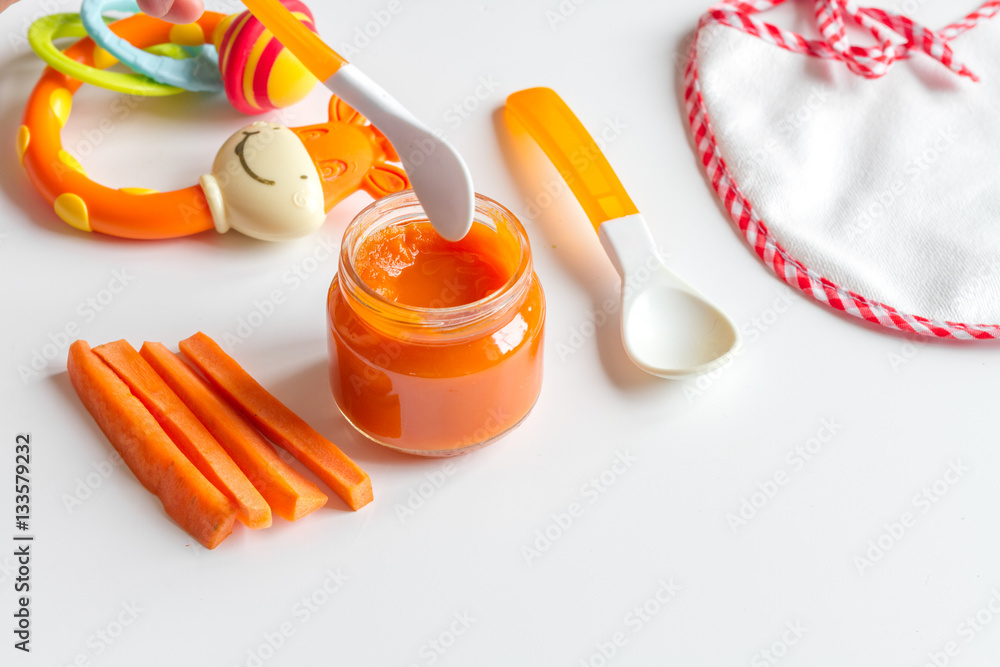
[28,13,187,97]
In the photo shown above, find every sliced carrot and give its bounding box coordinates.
[141,342,328,521]
[93,340,271,530]
[179,332,373,510]
[67,340,236,549]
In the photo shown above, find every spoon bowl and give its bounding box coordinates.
[599,213,739,377]
[622,263,738,378]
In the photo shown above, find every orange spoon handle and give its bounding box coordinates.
[241,0,347,81]
[506,87,638,231]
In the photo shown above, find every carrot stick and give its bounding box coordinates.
[141,342,328,521]
[67,340,236,549]
[94,340,271,529]
[179,332,373,510]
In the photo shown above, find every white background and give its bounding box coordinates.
[2,1,999,665]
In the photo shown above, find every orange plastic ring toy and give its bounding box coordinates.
[19,13,409,240]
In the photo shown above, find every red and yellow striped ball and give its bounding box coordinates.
[214,0,319,115]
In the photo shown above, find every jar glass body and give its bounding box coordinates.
[327,191,545,456]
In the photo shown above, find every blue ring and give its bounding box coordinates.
[80,0,222,92]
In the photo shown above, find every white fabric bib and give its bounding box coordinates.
[685,0,1000,339]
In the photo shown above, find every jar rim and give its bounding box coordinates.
[337,190,533,336]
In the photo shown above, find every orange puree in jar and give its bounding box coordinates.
[327,192,545,456]
[354,223,509,309]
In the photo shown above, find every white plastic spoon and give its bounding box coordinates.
[240,0,474,241]
[507,87,739,378]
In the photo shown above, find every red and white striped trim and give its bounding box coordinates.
[684,0,1000,339]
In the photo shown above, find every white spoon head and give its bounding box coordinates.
[598,214,739,379]
[323,65,475,242]
[399,135,475,242]
[621,274,739,379]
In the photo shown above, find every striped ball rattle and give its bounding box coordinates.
[214,0,318,114]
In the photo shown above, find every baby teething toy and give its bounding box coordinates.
[19,10,408,240]
[27,11,190,96]
[80,0,223,93]
[32,0,318,110]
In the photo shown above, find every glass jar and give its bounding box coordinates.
[327,191,545,456]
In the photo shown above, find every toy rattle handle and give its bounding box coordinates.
[241,0,346,81]
[506,87,639,231]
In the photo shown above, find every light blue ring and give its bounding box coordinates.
[80,0,222,92]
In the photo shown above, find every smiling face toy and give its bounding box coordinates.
[198,97,407,241]
[201,123,326,241]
